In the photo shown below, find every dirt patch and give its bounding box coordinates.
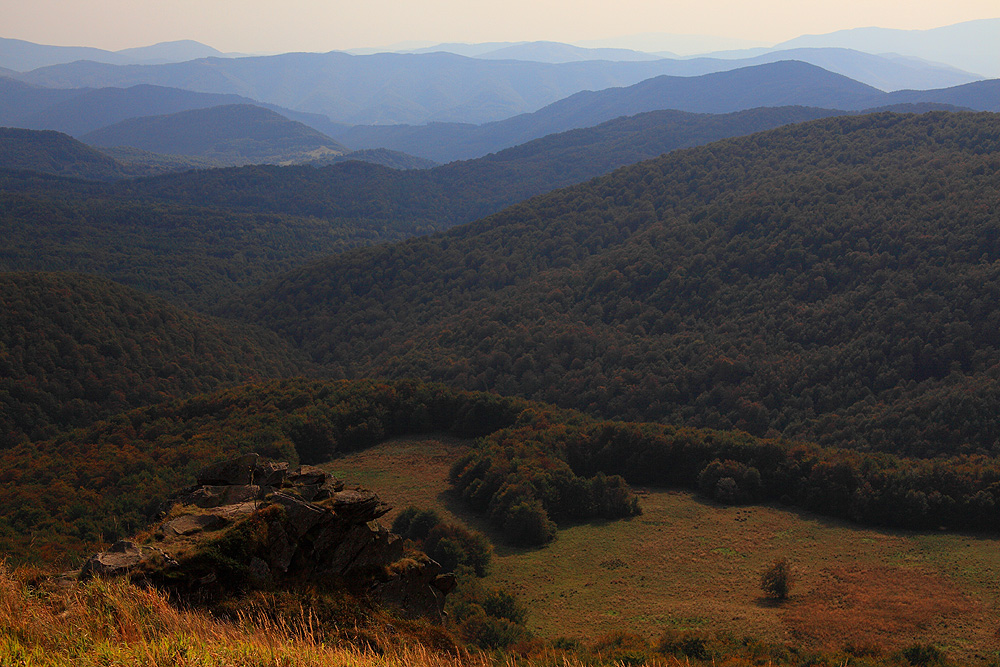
[781,566,979,650]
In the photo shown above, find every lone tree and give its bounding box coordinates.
[760,558,795,600]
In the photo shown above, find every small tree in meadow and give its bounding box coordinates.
[760,558,794,600]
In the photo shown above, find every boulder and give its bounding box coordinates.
[286,465,327,486]
[82,454,450,623]
[180,484,261,509]
[326,489,391,522]
[254,461,288,487]
[163,514,227,536]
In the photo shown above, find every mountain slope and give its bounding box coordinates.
[0,106,842,311]
[0,271,310,447]
[0,77,81,125]
[336,61,886,161]
[125,106,844,226]
[776,18,1000,78]
[231,111,1000,457]
[0,127,127,180]
[81,104,348,166]
[0,38,132,71]
[6,84,258,136]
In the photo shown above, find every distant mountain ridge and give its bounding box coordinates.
[333,61,999,162]
[12,48,984,127]
[774,18,1000,78]
[0,37,237,72]
[81,104,348,166]
[0,80,351,138]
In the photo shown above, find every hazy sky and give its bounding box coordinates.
[4,0,999,53]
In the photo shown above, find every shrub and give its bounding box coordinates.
[698,459,762,504]
[657,628,712,659]
[481,588,526,625]
[391,506,492,576]
[901,643,945,667]
[502,499,556,546]
[760,558,794,600]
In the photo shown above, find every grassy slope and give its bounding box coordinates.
[324,437,1000,663]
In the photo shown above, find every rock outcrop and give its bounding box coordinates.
[80,454,452,622]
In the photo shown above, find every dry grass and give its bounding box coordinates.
[782,566,976,647]
[0,564,487,667]
[322,436,1000,664]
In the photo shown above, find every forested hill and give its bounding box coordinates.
[0,271,311,447]
[126,106,843,225]
[230,111,1000,457]
[0,127,128,180]
[0,106,841,311]
[81,104,349,166]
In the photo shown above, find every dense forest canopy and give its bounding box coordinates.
[229,112,1000,457]
[0,272,310,447]
[0,107,843,310]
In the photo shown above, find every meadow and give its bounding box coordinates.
[325,436,1000,664]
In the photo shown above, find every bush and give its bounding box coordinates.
[697,459,762,504]
[482,588,526,625]
[447,568,531,650]
[900,643,945,667]
[391,506,492,576]
[502,499,556,546]
[657,628,712,659]
[760,558,794,600]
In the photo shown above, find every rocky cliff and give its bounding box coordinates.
[81,453,455,622]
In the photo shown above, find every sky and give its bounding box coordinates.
[4,0,999,53]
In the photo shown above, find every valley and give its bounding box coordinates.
[2,16,1000,666]
[325,436,1000,662]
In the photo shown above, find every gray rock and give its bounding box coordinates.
[287,465,327,486]
[79,541,145,580]
[248,557,271,586]
[327,489,391,522]
[164,514,227,536]
[270,492,331,538]
[266,520,296,573]
[183,485,261,509]
[254,461,288,487]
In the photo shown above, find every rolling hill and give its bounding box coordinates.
[0,127,128,180]
[81,104,349,166]
[123,105,844,226]
[230,111,1000,457]
[0,271,310,447]
[0,106,844,310]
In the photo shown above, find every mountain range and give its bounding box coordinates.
[772,17,1000,78]
[0,105,844,309]
[0,79,342,138]
[0,38,240,72]
[4,48,984,128]
[333,60,991,162]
